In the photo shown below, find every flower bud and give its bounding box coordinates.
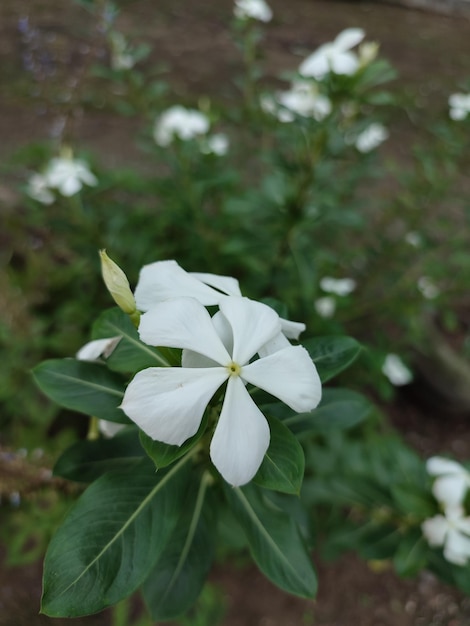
[99,250,137,315]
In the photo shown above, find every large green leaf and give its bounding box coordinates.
[302,336,362,382]
[224,483,317,599]
[253,416,305,495]
[32,359,127,422]
[53,428,144,482]
[284,388,372,435]
[92,308,171,372]
[42,456,192,617]
[143,473,215,620]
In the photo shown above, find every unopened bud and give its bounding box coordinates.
[358,41,379,67]
[99,250,137,316]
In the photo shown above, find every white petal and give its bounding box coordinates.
[421,515,448,546]
[135,260,226,311]
[279,317,305,340]
[219,297,281,365]
[60,176,82,196]
[76,337,121,361]
[242,345,322,412]
[334,27,365,51]
[426,456,466,477]
[190,272,242,297]
[258,331,291,358]
[120,367,227,445]
[299,49,330,79]
[182,310,234,368]
[99,420,126,438]
[444,529,470,565]
[433,475,468,507]
[330,51,359,76]
[210,377,270,486]
[139,298,231,365]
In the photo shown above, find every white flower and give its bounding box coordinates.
[427,457,470,508]
[270,81,332,123]
[75,337,121,362]
[417,276,439,300]
[45,156,98,196]
[422,506,470,566]
[299,28,365,80]
[353,123,389,153]
[382,353,413,386]
[121,296,321,486]
[134,259,306,348]
[405,231,422,247]
[109,32,135,70]
[314,296,336,319]
[153,106,210,146]
[26,172,55,205]
[201,133,230,156]
[320,276,356,296]
[234,0,272,22]
[448,93,470,121]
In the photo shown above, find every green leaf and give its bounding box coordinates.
[391,484,436,518]
[32,359,127,423]
[284,388,372,435]
[223,483,317,599]
[302,336,362,383]
[53,428,144,482]
[41,456,192,617]
[393,532,428,578]
[253,416,305,495]
[143,473,215,620]
[92,308,170,372]
[140,414,208,469]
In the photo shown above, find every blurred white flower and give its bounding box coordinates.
[382,353,413,386]
[405,231,422,247]
[153,106,210,146]
[448,93,470,121]
[109,32,135,70]
[427,457,470,508]
[299,27,365,80]
[26,172,55,205]
[320,276,356,296]
[201,133,230,156]
[353,123,389,153]
[234,0,272,22]
[314,296,336,319]
[45,155,98,196]
[422,506,470,566]
[272,81,332,123]
[417,276,439,300]
[121,296,321,486]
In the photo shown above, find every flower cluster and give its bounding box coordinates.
[26,151,97,203]
[153,106,229,156]
[448,92,470,121]
[233,0,273,23]
[99,259,321,486]
[422,457,470,565]
[381,354,412,387]
[314,276,356,319]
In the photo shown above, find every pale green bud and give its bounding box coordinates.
[99,250,137,316]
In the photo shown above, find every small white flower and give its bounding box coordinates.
[234,0,272,22]
[109,32,135,70]
[417,276,439,300]
[26,172,55,205]
[353,123,389,153]
[314,296,336,319]
[422,506,470,566]
[201,133,229,156]
[121,296,321,486]
[75,337,121,362]
[427,457,470,508]
[153,106,210,147]
[320,276,356,296]
[272,81,332,123]
[45,155,98,196]
[299,27,365,80]
[405,231,422,247]
[448,93,470,121]
[382,353,413,386]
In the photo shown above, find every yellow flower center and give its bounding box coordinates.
[227,361,242,377]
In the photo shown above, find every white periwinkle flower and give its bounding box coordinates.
[320,276,356,296]
[448,93,470,121]
[121,297,321,486]
[273,81,332,123]
[422,506,470,566]
[314,296,336,319]
[417,276,440,300]
[26,173,55,205]
[382,354,412,386]
[234,0,273,22]
[427,457,470,508]
[153,106,210,147]
[299,27,365,80]
[353,123,389,153]
[45,155,98,197]
[201,133,230,156]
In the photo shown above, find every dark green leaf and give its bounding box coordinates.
[302,336,362,382]
[42,456,192,617]
[224,483,317,599]
[393,532,428,578]
[32,359,127,422]
[391,484,436,518]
